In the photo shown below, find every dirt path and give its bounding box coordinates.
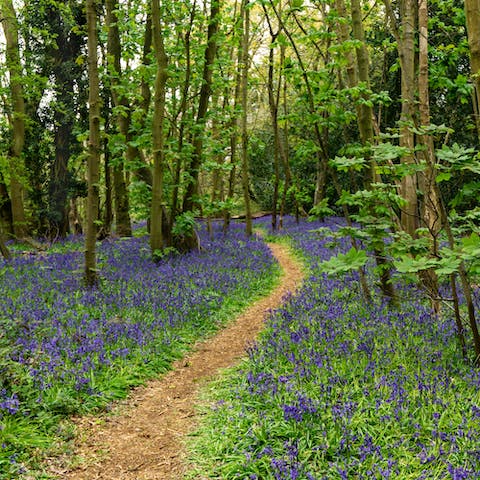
[54,242,303,480]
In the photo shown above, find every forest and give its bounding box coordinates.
[0,0,480,478]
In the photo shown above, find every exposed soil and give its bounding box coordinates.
[51,242,304,480]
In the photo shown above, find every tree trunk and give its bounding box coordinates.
[149,0,169,255]
[49,120,72,237]
[223,1,242,232]
[465,0,480,139]
[103,96,113,235]
[0,177,13,235]
[131,13,154,190]
[268,0,329,206]
[0,231,10,260]
[85,0,101,287]
[265,26,280,231]
[47,5,84,238]
[0,0,27,238]
[171,3,196,221]
[240,0,252,236]
[105,0,132,237]
[417,0,441,308]
[279,55,292,229]
[351,0,374,149]
[336,0,396,302]
[264,6,290,232]
[182,0,221,214]
[399,0,418,235]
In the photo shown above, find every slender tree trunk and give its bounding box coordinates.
[264,6,290,232]
[85,0,101,287]
[337,0,396,302]
[240,0,252,236]
[47,5,84,238]
[223,1,242,232]
[465,0,480,139]
[450,273,468,360]
[105,0,132,237]
[182,0,221,215]
[50,119,72,237]
[131,13,154,190]
[149,0,169,255]
[266,29,280,231]
[0,231,10,260]
[268,0,329,206]
[335,0,358,87]
[435,183,480,363]
[0,0,27,238]
[351,0,374,149]
[172,2,196,221]
[399,0,418,235]
[417,0,441,309]
[103,101,113,234]
[0,177,13,235]
[279,56,292,229]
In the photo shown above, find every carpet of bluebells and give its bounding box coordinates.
[0,223,278,478]
[188,217,480,480]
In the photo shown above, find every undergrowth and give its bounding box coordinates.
[0,223,280,479]
[187,217,480,480]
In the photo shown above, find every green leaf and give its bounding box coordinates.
[436,172,451,183]
[393,256,436,274]
[434,257,461,276]
[318,248,368,275]
[329,156,366,172]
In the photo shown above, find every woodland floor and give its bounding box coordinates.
[49,242,304,480]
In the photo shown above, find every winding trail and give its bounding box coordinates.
[55,242,304,480]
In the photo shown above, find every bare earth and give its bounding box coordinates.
[54,242,303,480]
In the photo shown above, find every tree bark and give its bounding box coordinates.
[223,0,242,232]
[264,14,280,231]
[0,0,27,238]
[85,0,101,287]
[182,0,221,214]
[105,0,132,237]
[351,0,374,148]
[240,0,252,236]
[149,0,169,255]
[47,4,85,238]
[0,229,10,260]
[131,13,153,190]
[268,0,329,206]
[0,176,13,235]
[399,0,418,235]
[102,94,113,235]
[464,0,480,139]
[171,2,196,220]
[417,0,441,307]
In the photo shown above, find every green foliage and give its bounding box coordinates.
[152,246,178,261]
[308,198,335,219]
[172,211,197,237]
[128,180,151,221]
[318,247,368,274]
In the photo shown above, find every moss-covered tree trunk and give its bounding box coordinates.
[240,0,252,236]
[85,0,101,287]
[149,0,169,255]
[417,0,441,306]
[351,0,374,150]
[0,231,10,260]
[465,0,480,139]
[0,0,27,239]
[399,0,418,235]
[182,0,220,215]
[105,0,132,237]
[47,4,84,238]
